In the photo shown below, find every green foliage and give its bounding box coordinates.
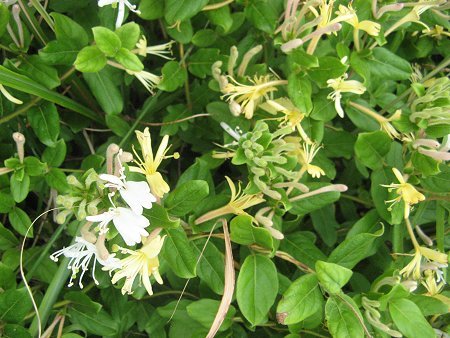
[0,1,448,338]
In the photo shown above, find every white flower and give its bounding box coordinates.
[127,70,161,94]
[135,36,174,59]
[50,237,120,288]
[86,207,150,246]
[327,73,366,118]
[100,173,156,214]
[97,0,140,29]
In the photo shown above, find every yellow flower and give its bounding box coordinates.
[382,168,425,218]
[129,127,179,198]
[336,4,381,36]
[195,176,265,224]
[105,233,166,295]
[422,25,450,40]
[400,246,448,282]
[312,0,356,30]
[221,75,287,119]
[297,142,325,178]
[126,70,161,94]
[259,98,311,143]
[327,74,366,118]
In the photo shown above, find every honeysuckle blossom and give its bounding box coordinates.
[221,75,287,119]
[259,98,311,143]
[195,176,265,224]
[0,84,22,104]
[135,36,174,59]
[50,236,120,288]
[400,246,448,281]
[97,0,140,29]
[129,127,179,198]
[327,74,366,118]
[287,140,325,178]
[422,25,450,39]
[421,262,447,295]
[336,4,381,36]
[100,170,156,214]
[127,70,161,94]
[382,168,425,219]
[104,231,166,295]
[86,207,150,246]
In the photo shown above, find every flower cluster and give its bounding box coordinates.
[51,129,178,295]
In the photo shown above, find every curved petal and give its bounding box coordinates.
[99,174,124,187]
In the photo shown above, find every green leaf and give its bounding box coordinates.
[114,47,144,72]
[0,66,102,123]
[370,47,411,81]
[0,4,10,38]
[236,254,278,326]
[45,168,70,193]
[10,172,30,203]
[0,192,15,213]
[409,294,448,316]
[39,40,78,65]
[0,262,16,289]
[411,152,440,176]
[8,207,32,237]
[161,228,197,278]
[308,56,347,85]
[42,139,66,167]
[143,203,180,229]
[69,308,119,336]
[290,183,341,216]
[354,131,391,170]
[193,239,225,295]
[105,114,130,137]
[165,180,209,216]
[276,274,323,325]
[187,299,236,331]
[158,61,187,92]
[50,13,88,49]
[74,46,107,73]
[205,5,233,34]
[84,70,123,115]
[93,26,122,57]
[115,22,141,50]
[0,223,19,250]
[315,261,353,294]
[20,56,60,89]
[287,73,312,113]
[245,0,280,34]
[389,298,435,338]
[139,0,164,20]
[0,288,33,323]
[328,224,384,269]
[64,291,102,315]
[230,214,273,250]
[421,165,450,193]
[287,48,319,69]
[166,19,193,44]
[23,157,47,176]
[188,48,222,78]
[325,295,364,338]
[27,101,60,147]
[280,232,327,268]
[2,324,31,338]
[192,29,218,47]
[164,0,208,25]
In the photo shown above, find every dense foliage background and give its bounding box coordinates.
[0,0,449,337]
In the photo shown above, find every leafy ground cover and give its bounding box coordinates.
[0,0,449,337]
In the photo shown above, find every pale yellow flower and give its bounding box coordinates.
[311,0,356,30]
[422,25,450,39]
[382,168,425,218]
[221,75,287,119]
[126,70,161,94]
[105,233,166,295]
[259,98,311,143]
[327,74,366,118]
[195,176,265,224]
[400,246,448,282]
[129,127,179,198]
[297,142,325,178]
[336,4,381,36]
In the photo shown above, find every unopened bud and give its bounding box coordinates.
[228,46,239,77]
[106,143,120,175]
[12,132,25,163]
[281,38,304,53]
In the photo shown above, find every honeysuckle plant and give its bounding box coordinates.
[0,1,449,338]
